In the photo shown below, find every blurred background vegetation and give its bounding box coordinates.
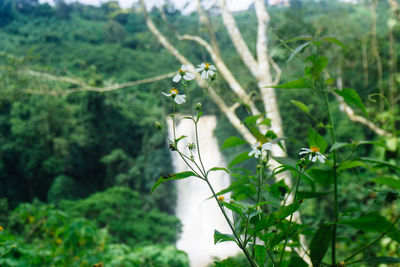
[0,0,399,266]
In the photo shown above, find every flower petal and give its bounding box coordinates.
[248,149,256,157]
[199,63,206,68]
[262,142,272,151]
[181,65,188,71]
[184,72,195,80]
[162,92,172,97]
[201,70,207,79]
[173,74,181,83]
[299,151,308,155]
[208,70,215,76]
[195,67,203,72]
[209,65,217,70]
[311,156,317,162]
[317,155,325,163]
[174,95,186,104]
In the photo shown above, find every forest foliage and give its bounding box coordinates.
[0,0,399,266]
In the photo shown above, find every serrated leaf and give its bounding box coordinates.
[214,230,236,244]
[271,78,310,89]
[372,177,400,190]
[208,167,229,174]
[290,100,310,114]
[337,160,366,171]
[308,127,328,153]
[228,152,251,168]
[335,88,367,115]
[330,142,349,152]
[222,136,247,150]
[151,171,196,193]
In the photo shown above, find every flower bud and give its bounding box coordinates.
[154,121,161,130]
[195,102,202,110]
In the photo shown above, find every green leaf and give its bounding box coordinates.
[254,245,266,267]
[368,257,400,264]
[289,253,308,267]
[151,171,196,193]
[283,35,313,43]
[243,114,264,126]
[372,177,400,190]
[305,167,334,186]
[360,157,400,171]
[272,156,299,172]
[214,230,236,244]
[271,78,310,89]
[207,167,229,174]
[228,152,251,168]
[329,142,349,152]
[275,202,301,220]
[222,136,247,150]
[321,36,347,50]
[337,160,367,171]
[297,191,332,199]
[287,41,312,63]
[335,88,367,115]
[308,127,328,153]
[220,201,245,218]
[290,100,310,114]
[339,212,392,233]
[175,135,187,144]
[310,224,333,266]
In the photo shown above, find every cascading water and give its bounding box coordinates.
[167,115,240,267]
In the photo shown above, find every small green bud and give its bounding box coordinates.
[154,121,161,130]
[210,73,217,81]
[256,164,261,169]
[195,102,202,110]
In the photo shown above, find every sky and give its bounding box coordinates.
[39,0,254,12]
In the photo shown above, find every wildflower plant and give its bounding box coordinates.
[153,38,400,267]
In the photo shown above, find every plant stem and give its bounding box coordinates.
[323,85,338,266]
[252,161,265,257]
[278,169,302,266]
[204,178,258,267]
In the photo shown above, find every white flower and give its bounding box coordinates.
[195,63,217,79]
[162,88,186,104]
[173,65,195,83]
[249,141,272,158]
[299,146,326,163]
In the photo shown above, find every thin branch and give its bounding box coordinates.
[26,70,176,94]
[270,57,282,86]
[217,0,259,76]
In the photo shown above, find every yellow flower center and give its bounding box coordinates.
[0,226,3,231]
[205,63,210,70]
[310,146,320,153]
[179,69,186,75]
[170,88,178,95]
[218,196,225,201]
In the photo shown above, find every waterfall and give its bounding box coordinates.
[167,115,240,267]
